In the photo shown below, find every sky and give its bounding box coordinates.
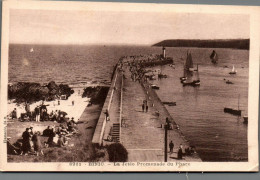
[9,9,250,45]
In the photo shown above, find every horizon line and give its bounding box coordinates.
[9,38,250,46]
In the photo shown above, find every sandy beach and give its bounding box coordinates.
[7,86,108,162]
[7,87,90,137]
[8,88,90,120]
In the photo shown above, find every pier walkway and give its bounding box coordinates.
[121,66,201,162]
[120,66,164,161]
[92,60,202,162]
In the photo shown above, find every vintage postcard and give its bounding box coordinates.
[0,0,259,172]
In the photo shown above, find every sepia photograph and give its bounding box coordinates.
[0,1,259,172]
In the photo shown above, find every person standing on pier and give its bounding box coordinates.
[169,141,174,153]
[105,109,109,121]
[177,144,183,159]
[146,104,148,112]
[142,103,145,112]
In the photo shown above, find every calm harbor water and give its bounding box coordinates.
[9,44,248,161]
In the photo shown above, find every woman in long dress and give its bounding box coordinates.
[32,131,44,156]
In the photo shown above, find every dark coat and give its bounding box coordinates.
[177,147,183,159]
[32,134,41,152]
[169,142,174,149]
[22,131,31,153]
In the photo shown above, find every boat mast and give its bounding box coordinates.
[197,64,200,80]
[183,56,186,77]
[238,94,240,110]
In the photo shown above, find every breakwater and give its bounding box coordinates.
[92,56,201,161]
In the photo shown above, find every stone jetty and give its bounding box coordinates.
[92,54,202,162]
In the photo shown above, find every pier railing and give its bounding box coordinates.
[92,66,118,146]
[119,72,124,140]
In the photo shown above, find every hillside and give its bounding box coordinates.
[153,39,249,50]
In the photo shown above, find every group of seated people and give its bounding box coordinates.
[185,146,196,156]
[7,117,78,156]
[9,100,71,123]
[17,106,69,123]
[43,118,77,147]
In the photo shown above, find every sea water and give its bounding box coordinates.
[9,44,248,161]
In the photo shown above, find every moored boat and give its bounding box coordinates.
[158,73,167,78]
[224,107,241,116]
[162,102,176,106]
[157,64,167,79]
[151,84,159,89]
[226,80,234,84]
[180,77,187,81]
[229,65,237,74]
[224,95,241,116]
[210,50,218,64]
[180,51,194,82]
[243,116,248,124]
[182,64,200,87]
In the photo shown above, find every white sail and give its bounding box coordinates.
[30,48,34,53]
[232,65,237,72]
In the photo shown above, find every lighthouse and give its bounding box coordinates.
[162,47,166,59]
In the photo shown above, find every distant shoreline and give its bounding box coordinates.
[9,40,250,50]
[153,39,250,50]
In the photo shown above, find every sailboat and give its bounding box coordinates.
[30,48,34,53]
[179,61,187,81]
[229,65,237,74]
[210,50,218,64]
[185,51,194,72]
[180,51,194,82]
[183,64,200,87]
[224,94,241,116]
